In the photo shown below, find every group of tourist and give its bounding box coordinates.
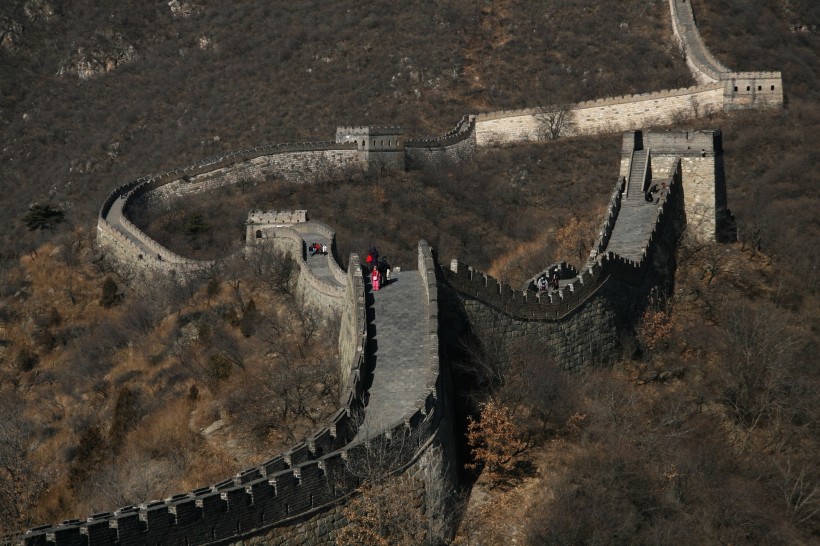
[365,246,391,291]
[308,242,327,256]
[644,182,669,204]
[536,272,560,292]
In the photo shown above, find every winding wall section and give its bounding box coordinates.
[473,0,782,146]
[14,0,782,543]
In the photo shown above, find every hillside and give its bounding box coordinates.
[0,0,688,258]
[452,1,820,544]
[1,0,819,544]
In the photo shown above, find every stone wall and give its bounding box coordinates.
[245,210,308,242]
[723,71,783,110]
[621,129,724,241]
[17,243,456,546]
[438,161,685,371]
[668,0,729,84]
[61,0,775,540]
[96,219,211,277]
[258,227,346,318]
[405,115,477,169]
[338,255,367,401]
[475,84,724,145]
[138,148,363,207]
[474,0,782,147]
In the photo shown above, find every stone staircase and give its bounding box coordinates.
[605,149,661,262]
[626,149,649,198]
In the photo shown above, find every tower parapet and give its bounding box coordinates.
[335,126,405,168]
[621,129,728,241]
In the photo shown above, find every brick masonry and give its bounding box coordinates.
[14,0,780,543]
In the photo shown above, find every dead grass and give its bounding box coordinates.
[130,398,197,458]
[0,235,340,527]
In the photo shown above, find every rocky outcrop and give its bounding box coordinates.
[0,17,23,52]
[57,31,137,79]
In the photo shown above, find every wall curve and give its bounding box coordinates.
[20,0,783,541]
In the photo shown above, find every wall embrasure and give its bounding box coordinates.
[36,0,780,542]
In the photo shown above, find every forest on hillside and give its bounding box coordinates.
[1,0,819,543]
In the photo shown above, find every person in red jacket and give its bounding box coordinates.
[371,266,381,291]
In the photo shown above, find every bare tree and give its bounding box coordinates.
[246,241,295,296]
[535,103,574,141]
[81,450,182,514]
[337,474,428,546]
[0,395,51,537]
[774,457,820,527]
[718,301,796,450]
[338,420,461,546]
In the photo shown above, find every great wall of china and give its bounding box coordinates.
[12,1,783,544]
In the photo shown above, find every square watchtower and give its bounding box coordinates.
[621,129,730,242]
[336,126,405,169]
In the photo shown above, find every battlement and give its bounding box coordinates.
[405,116,476,148]
[335,126,404,151]
[625,129,721,156]
[443,158,682,323]
[67,0,773,540]
[335,125,403,136]
[246,210,307,226]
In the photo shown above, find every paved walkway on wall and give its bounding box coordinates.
[355,269,431,440]
[605,152,663,262]
[292,223,342,287]
[106,197,166,260]
[672,0,729,81]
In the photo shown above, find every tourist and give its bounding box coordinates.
[321,244,327,255]
[378,257,390,286]
[371,265,381,291]
[657,182,669,204]
[646,184,658,202]
[309,242,317,256]
[551,274,560,290]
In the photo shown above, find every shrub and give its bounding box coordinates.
[466,400,526,487]
[109,387,140,453]
[14,347,38,372]
[99,276,119,308]
[207,352,233,382]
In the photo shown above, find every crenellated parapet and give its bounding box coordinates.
[21,235,450,546]
[56,0,759,540]
[442,157,682,321]
[404,115,477,169]
[15,244,371,546]
[589,176,628,261]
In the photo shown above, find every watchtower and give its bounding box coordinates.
[621,130,731,242]
[335,126,405,169]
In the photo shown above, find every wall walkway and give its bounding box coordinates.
[15,0,783,542]
[355,270,432,440]
[604,151,671,262]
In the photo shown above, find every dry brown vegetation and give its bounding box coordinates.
[131,136,620,287]
[0,0,686,258]
[0,0,818,543]
[0,238,339,530]
[456,240,819,544]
